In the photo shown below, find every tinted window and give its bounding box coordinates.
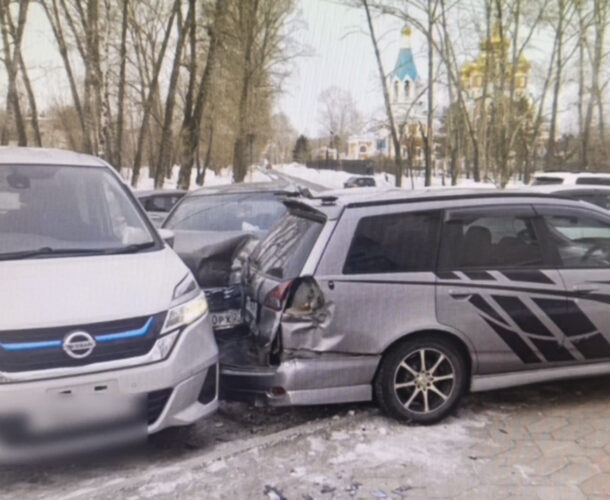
[250,213,323,279]
[575,177,610,186]
[543,213,610,268]
[532,176,563,185]
[343,211,441,274]
[440,213,543,269]
[164,193,287,234]
[143,196,172,212]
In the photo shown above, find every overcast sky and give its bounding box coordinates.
[6,0,584,139]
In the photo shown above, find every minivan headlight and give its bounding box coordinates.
[162,293,208,333]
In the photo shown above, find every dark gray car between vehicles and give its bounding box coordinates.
[220,188,610,423]
[162,183,295,336]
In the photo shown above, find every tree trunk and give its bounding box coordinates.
[43,0,90,151]
[362,0,403,187]
[232,0,259,183]
[0,0,29,146]
[177,0,226,190]
[115,0,129,170]
[131,0,179,188]
[546,0,565,171]
[424,0,436,187]
[155,0,192,189]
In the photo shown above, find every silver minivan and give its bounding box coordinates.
[221,188,610,423]
[0,148,218,458]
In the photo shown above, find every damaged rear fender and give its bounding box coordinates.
[279,277,339,355]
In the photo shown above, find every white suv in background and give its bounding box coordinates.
[0,148,218,460]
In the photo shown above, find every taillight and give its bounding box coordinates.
[263,280,295,311]
[286,278,324,314]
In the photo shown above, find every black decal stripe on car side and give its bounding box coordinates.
[435,271,460,280]
[528,337,575,362]
[492,296,554,337]
[468,295,508,326]
[481,317,541,364]
[572,333,610,359]
[499,270,554,284]
[333,279,610,307]
[463,271,495,281]
[533,298,597,336]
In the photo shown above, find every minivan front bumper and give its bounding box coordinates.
[0,314,219,447]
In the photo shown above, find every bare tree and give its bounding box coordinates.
[131,0,180,187]
[115,0,129,169]
[317,86,363,154]
[0,0,29,146]
[362,0,404,186]
[230,0,296,182]
[154,0,193,188]
[177,0,227,190]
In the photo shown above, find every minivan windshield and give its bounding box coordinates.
[0,164,156,259]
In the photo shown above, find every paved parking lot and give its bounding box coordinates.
[0,375,608,499]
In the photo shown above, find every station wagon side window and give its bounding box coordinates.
[439,208,544,269]
[343,211,441,274]
[541,210,610,268]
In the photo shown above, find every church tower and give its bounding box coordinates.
[388,24,421,121]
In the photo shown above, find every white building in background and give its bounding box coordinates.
[347,25,425,162]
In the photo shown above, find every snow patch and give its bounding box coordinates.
[273,163,503,190]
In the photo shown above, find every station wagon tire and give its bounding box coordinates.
[374,337,467,424]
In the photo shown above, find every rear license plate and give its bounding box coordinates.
[211,309,243,330]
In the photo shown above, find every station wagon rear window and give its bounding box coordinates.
[250,213,323,279]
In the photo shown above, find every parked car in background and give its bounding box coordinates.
[162,182,298,337]
[526,184,610,211]
[344,176,376,188]
[0,148,218,460]
[532,172,610,186]
[221,188,610,423]
[137,189,186,227]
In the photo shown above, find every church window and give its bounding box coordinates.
[404,80,410,98]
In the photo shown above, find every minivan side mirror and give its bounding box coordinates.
[158,228,175,248]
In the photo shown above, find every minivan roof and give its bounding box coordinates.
[0,147,107,167]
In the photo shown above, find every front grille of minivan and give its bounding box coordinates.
[0,312,166,373]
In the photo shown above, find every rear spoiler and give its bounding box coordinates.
[282,198,328,223]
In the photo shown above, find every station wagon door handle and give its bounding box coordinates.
[449,291,473,301]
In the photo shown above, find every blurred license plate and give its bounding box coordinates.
[211,309,242,330]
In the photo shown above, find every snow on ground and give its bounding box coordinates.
[274,163,501,190]
[121,162,522,192]
[122,166,275,191]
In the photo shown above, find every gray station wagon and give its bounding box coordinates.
[220,188,610,423]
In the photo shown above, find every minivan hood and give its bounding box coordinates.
[0,248,188,331]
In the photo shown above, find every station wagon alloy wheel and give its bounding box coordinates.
[375,337,467,423]
[393,348,456,414]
